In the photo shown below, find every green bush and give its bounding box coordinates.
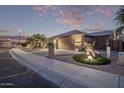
[73,54,110,65]
[78,48,84,51]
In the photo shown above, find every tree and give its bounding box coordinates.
[25,37,34,48]
[25,34,47,49]
[114,6,124,39]
[83,39,96,58]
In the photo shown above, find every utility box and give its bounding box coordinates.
[48,43,55,59]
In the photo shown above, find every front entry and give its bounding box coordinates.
[94,36,107,50]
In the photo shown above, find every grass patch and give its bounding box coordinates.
[73,54,110,65]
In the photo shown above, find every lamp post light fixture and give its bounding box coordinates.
[18,29,21,48]
[88,55,93,61]
[86,51,93,62]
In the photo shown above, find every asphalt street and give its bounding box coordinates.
[0,48,57,88]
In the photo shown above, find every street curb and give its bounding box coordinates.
[9,49,89,88]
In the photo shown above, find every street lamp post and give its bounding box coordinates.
[18,29,21,48]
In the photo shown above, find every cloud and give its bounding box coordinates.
[20,32,32,37]
[33,5,119,26]
[55,6,86,26]
[85,6,119,16]
[88,20,104,30]
[33,5,92,26]
[0,28,9,32]
[57,17,85,27]
[95,6,115,16]
[33,5,53,16]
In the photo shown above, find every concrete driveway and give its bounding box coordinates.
[22,48,118,62]
[22,48,83,57]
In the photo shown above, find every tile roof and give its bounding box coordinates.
[52,30,86,38]
[52,29,114,38]
[86,30,113,36]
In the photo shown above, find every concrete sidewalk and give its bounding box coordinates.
[10,48,124,88]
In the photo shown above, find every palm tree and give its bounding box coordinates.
[114,6,124,39]
[25,37,34,48]
[25,34,47,49]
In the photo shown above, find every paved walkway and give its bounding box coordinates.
[10,48,124,88]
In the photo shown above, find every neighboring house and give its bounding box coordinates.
[52,30,115,50]
[0,39,13,48]
[0,36,28,48]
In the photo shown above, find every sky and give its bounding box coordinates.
[0,5,121,37]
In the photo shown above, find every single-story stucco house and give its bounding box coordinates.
[52,30,123,51]
[52,30,86,50]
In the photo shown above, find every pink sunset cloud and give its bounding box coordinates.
[88,20,104,30]
[33,5,53,16]
[95,6,113,16]
[56,7,86,27]
[33,5,119,27]
[57,17,85,27]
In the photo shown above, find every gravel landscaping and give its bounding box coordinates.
[54,53,124,76]
[22,48,124,76]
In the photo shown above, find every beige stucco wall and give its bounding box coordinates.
[71,34,83,50]
[57,36,74,50]
[54,33,85,50]
[71,34,82,42]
